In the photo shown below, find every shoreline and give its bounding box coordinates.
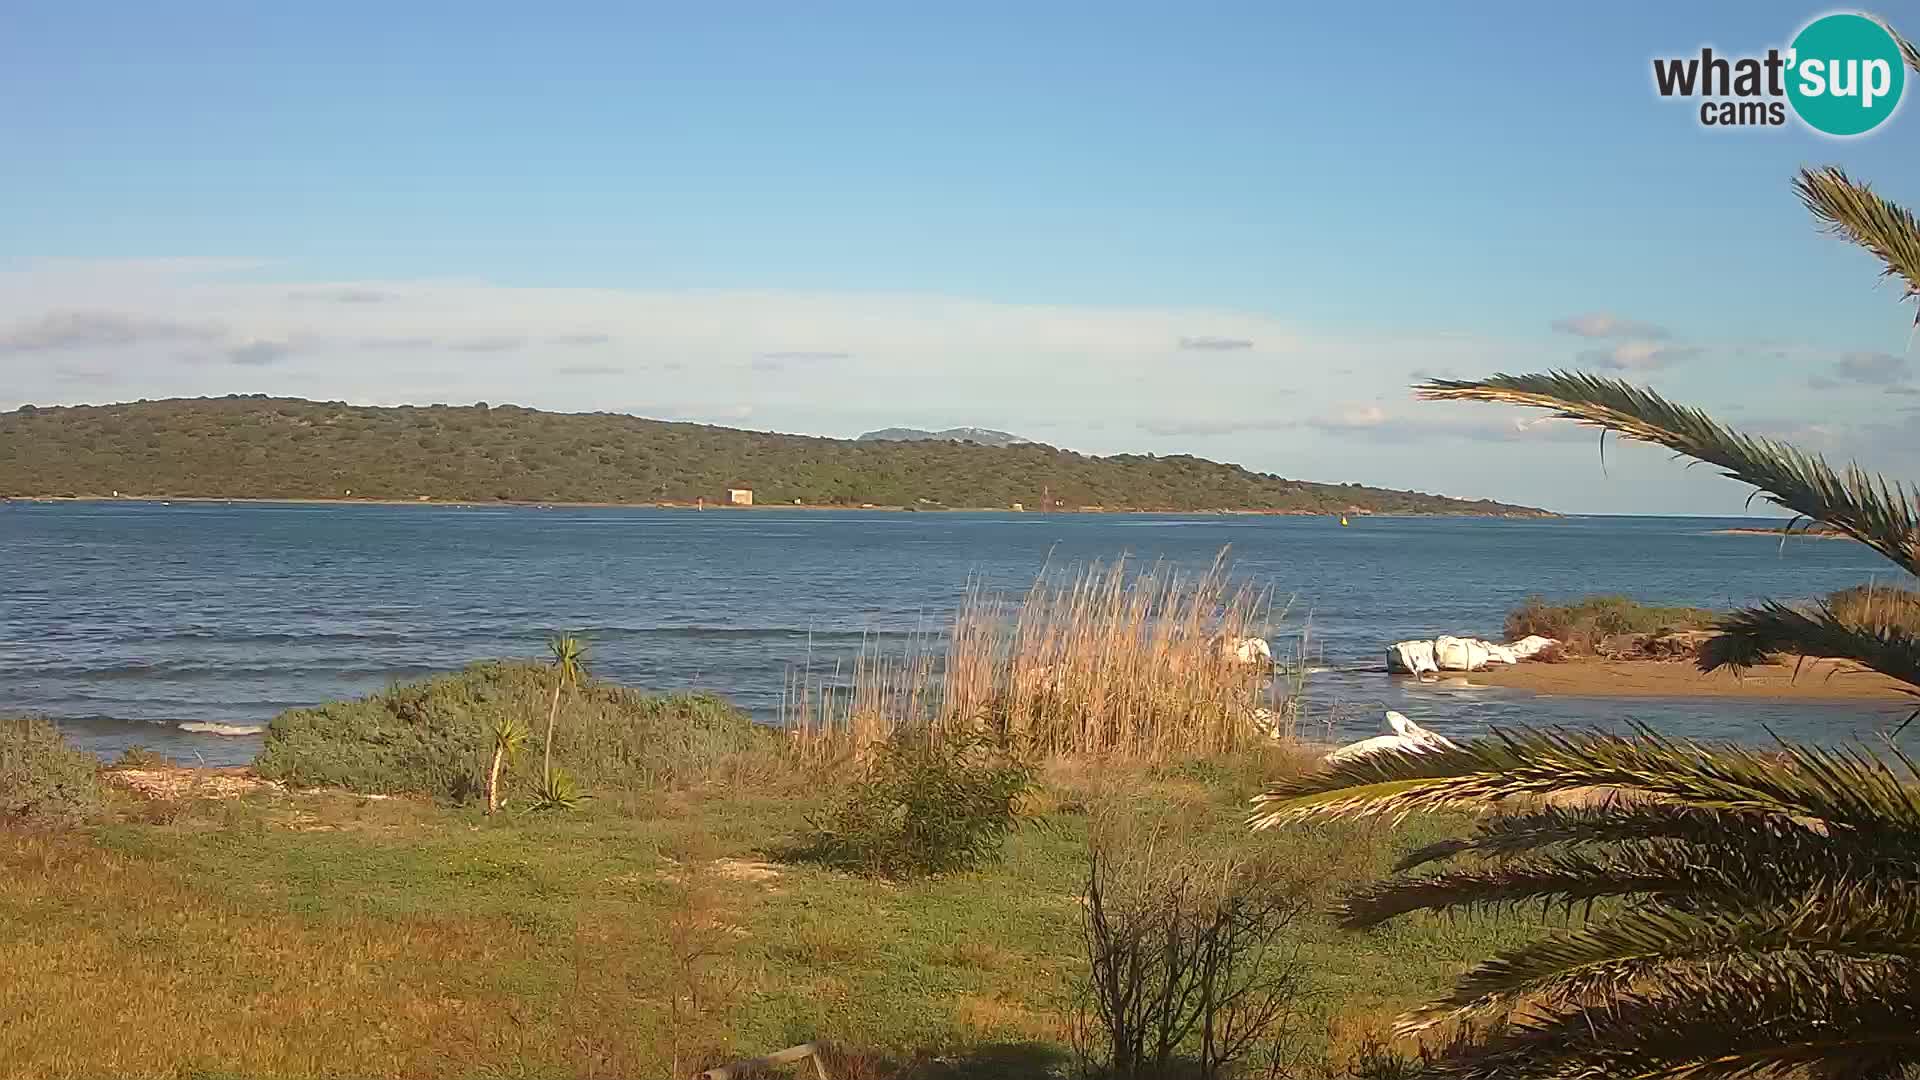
[0,494,1557,518]
[1460,656,1913,701]
[1710,527,1848,539]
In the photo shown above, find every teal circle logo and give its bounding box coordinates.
[1787,13,1905,136]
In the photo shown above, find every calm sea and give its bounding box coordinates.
[1,501,1908,766]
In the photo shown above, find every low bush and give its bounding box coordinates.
[1075,815,1315,1080]
[255,661,777,801]
[0,715,103,824]
[794,730,1039,879]
[1504,594,1719,655]
[112,745,172,768]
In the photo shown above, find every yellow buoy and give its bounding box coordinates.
[1340,515,1349,526]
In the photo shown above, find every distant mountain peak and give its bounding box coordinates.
[857,426,1031,447]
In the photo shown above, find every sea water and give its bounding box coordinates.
[0,501,1905,765]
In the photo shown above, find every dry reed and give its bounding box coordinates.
[784,549,1302,763]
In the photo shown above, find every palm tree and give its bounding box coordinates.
[1253,729,1920,1078]
[1250,44,1920,1075]
[540,633,589,791]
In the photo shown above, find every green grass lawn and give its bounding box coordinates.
[2,762,1546,1080]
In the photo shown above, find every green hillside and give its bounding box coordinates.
[0,396,1549,515]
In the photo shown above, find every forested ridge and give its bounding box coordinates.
[0,396,1549,515]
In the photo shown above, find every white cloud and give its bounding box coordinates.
[0,310,225,352]
[227,339,296,366]
[0,257,1893,514]
[1178,335,1254,351]
[1576,341,1702,371]
[1834,350,1910,385]
[1551,312,1670,339]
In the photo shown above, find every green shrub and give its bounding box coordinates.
[0,715,103,824]
[1504,594,1719,655]
[795,731,1039,879]
[113,745,172,768]
[256,661,775,800]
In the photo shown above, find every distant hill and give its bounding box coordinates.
[0,396,1551,516]
[858,426,1031,447]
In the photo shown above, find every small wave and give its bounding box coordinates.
[176,722,267,736]
[580,626,915,642]
[1,661,446,680]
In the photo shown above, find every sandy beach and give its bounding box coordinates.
[1464,656,1913,700]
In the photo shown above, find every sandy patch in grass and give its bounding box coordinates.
[105,766,281,800]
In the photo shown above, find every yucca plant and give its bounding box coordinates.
[484,712,528,816]
[539,633,589,795]
[1251,55,1920,1075]
[526,765,585,813]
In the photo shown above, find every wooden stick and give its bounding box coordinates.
[697,1041,830,1080]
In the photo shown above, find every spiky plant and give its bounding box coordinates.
[484,712,528,816]
[1251,49,1920,1074]
[526,765,585,813]
[540,633,589,795]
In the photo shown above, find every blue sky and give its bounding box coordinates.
[4,1,1918,513]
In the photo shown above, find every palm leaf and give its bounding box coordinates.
[1395,881,1920,1036]
[1416,372,1920,575]
[1699,601,1920,706]
[1393,802,1800,872]
[1350,830,1895,930]
[1344,844,1734,929]
[1411,954,1920,1080]
[1795,166,1920,322]
[1253,726,1920,837]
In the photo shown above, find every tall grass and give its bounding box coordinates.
[1828,583,1920,636]
[785,550,1302,763]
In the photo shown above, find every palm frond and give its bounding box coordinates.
[1344,844,1744,929]
[1700,600,1920,700]
[1795,166,1920,322]
[1252,726,1920,837]
[1410,954,1920,1080]
[1393,802,1792,872]
[1353,826,1899,930]
[1415,372,1920,575]
[1396,881,1920,1035]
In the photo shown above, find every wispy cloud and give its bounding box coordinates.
[554,363,624,376]
[0,310,224,353]
[1834,350,1910,386]
[227,340,295,366]
[1805,350,1915,392]
[1139,416,1293,437]
[357,336,438,350]
[753,349,852,372]
[758,350,851,363]
[449,336,524,353]
[1308,404,1389,432]
[1575,342,1702,371]
[289,287,392,304]
[550,333,612,347]
[1178,335,1254,351]
[52,364,116,384]
[1551,312,1670,340]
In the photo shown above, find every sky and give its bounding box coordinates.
[4,1,1919,515]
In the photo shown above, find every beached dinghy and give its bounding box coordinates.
[1324,711,1457,764]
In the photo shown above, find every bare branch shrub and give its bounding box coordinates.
[1075,816,1314,1080]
